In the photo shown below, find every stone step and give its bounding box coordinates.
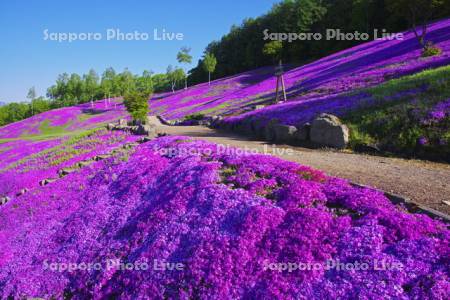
[78,160,93,168]
[16,188,29,196]
[39,178,58,186]
[58,168,77,177]
[1,196,11,205]
[94,154,111,161]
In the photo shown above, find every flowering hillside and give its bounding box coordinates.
[0,98,126,139]
[2,19,449,143]
[150,18,450,120]
[0,129,138,198]
[0,136,448,299]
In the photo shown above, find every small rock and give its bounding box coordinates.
[58,168,76,177]
[254,105,266,110]
[442,201,450,206]
[106,123,116,130]
[78,160,92,168]
[354,144,381,154]
[17,188,29,196]
[94,154,111,161]
[118,119,127,126]
[123,142,139,149]
[40,178,58,186]
[1,196,11,205]
[139,137,153,143]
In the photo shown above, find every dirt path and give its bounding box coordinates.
[161,125,450,214]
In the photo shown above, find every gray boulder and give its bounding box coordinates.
[134,124,156,136]
[273,124,298,143]
[295,123,311,141]
[310,114,349,149]
[118,119,127,126]
[238,119,255,136]
[265,119,280,141]
[251,119,265,139]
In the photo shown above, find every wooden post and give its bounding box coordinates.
[275,76,280,104]
[274,60,286,104]
[281,75,287,102]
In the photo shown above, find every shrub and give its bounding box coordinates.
[422,43,442,57]
[184,113,205,121]
[123,91,149,123]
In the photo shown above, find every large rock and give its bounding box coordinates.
[147,116,163,127]
[118,119,127,126]
[265,119,280,141]
[209,116,223,128]
[135,124,156,136]
[273,124,298,143]
[237,119,254,136]
[251,119,265,139]
[295,123,311,141]
[310,114,349,149]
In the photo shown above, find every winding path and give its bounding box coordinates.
[160,124,450,214]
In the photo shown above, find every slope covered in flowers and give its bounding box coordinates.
[2,19,449,142]
[0,129,138,198]
[0,136,448,299]
[150,18,450,120]
[0,98,126,140]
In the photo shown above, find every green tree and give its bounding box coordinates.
[136,70,154,97]
[177,47,193,89]
[27,86,37,115]
[83,69,99,103]
[101,67,117,99]
[123,91,149,123]
[152,73,170,92]
[166,65,185,92]
[1,102,29,124]
[387,0,444,49]
[263,41,283,64]
[117,68,135,95]
[67,73,83,104]
[202,52,217,85]
[30,97,50,115]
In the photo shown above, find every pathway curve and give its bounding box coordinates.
[161,124,450,214]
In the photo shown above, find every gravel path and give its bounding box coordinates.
[161,125,450,214]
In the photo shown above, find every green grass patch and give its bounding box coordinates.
[343,65,450,161]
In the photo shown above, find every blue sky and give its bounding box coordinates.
[0,0,278,103]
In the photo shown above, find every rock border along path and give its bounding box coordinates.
[159,124,450,217]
